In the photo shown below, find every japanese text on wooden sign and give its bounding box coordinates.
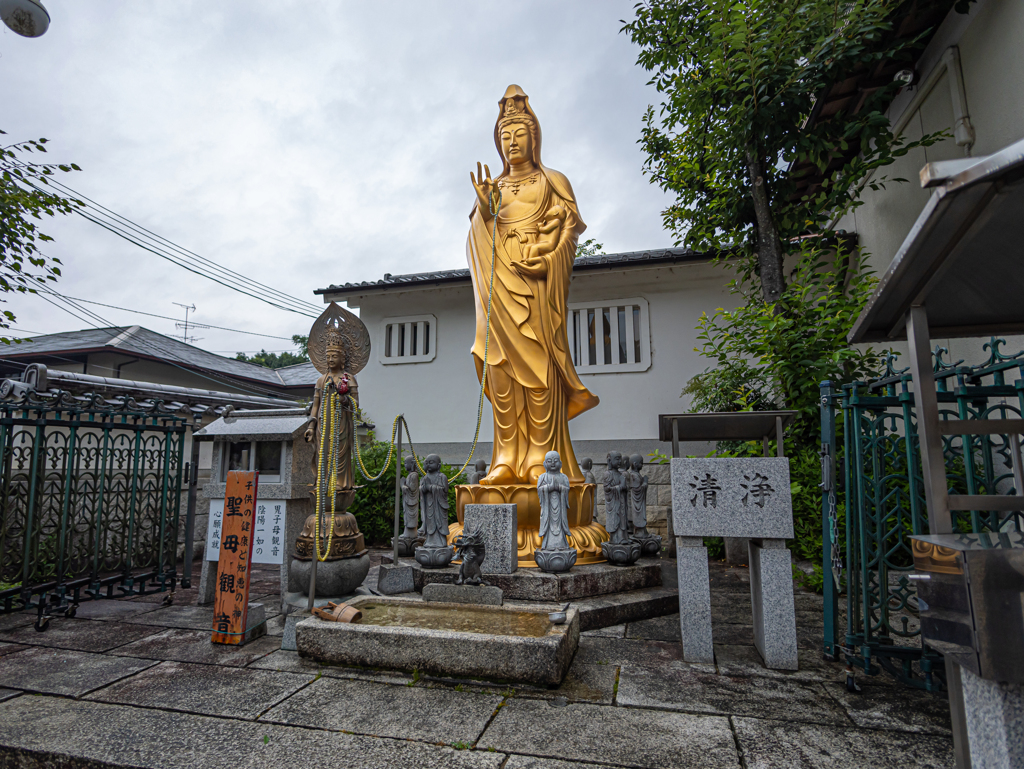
[212,470,258,645]
[207,499,286,564]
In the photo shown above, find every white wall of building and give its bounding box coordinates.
[339,260,736,446]
[835,0,1024,367]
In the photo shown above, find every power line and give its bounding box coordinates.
[57,295,298,341]
[35,174,321,317]
[8,169,322,318]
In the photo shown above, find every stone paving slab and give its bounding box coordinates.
[0,646,156,697]
[580,624,625,639]
[88,660,314,720]
[0,642,27,658]
[110,627,279,667]
[124,604,216,629]
[516,659,619,705]
[0,687,20,702]
[823,681,952,735]
[572,636,688,669]
[0,612,34,631]
[0,619,165,653]
[715,643,840,682]
[503,758,623,769]
[0,695,506,769]
[261,676,504,744]
[247,649,414,685]
[479,698,739,768]
[616,663,849,725]
[70,599,163,621]
[732,716,954,768]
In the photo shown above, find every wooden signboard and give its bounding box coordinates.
[211,470,258,644]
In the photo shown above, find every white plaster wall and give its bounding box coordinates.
[342,260,736,445]
[837,0,1024,276]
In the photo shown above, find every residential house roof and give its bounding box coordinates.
[315,247,711,297]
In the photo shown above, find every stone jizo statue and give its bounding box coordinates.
[534,450,577,573]
[602,452,629,544]
[415,454,454,568]
[401,456,420,538]
[627,454,662,556]
[601,451,640,566]
[580,457,596,486]
[467,459,488,485]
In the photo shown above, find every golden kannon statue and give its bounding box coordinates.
[453,85,609,565]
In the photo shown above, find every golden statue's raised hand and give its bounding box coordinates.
[470,162,499,216]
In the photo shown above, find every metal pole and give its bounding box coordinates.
[667,418,679,558]
[307,538,318,612]
[906,306,952,533]
[393,416,404,564]
[181,436,201,588]
[776,416,784,458]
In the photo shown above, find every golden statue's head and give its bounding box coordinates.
[494,85,542,175]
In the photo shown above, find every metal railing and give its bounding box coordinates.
[0,385,188,629]
[821,339,1024,690]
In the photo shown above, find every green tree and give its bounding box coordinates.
[235,336,309,368]
[624,0,953,587]
[575,238,605,259]
[0,131,82,342]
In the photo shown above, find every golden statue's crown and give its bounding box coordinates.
[498,97,534,128]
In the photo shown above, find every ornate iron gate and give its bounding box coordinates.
[821,340,1024,690]
[0,385,188,628]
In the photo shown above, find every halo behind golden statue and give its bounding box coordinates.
[453,84,609,566]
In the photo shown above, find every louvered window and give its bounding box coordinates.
[380,315,436,364]
[567,298,651,373]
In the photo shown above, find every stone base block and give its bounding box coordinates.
[422,583,503,606]
[281,610,309,652]
[749,539,798,670]
[411,559,661,602]
[377,563,416,595]
[960,660,1024,767]
[602,540,641,566]
[533,547,577,573]
[296,596,578,685]
[463,503,518,574]
[212,603,266,646]
[290,554,370,597]
[415,545,454,569]
[676,540,714,663]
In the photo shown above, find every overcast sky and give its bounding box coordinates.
[2,1,673,358]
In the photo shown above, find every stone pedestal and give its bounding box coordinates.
[602,539,641,566]
[724,537,749,565]
[455,483,606,566]
[415,545,454,569]
[959,662,1024,768]
[534,547,577,573]
[748,539,797,670]
[290,553,370,597]
[392,535,424,558]
[676,537,714,664]
[377,563,416,595]
[422,583,503,606]
[464,503,518,574]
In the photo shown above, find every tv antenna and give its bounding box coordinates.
[172,302,202,344]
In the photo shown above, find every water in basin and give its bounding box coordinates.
[356,602,552,637]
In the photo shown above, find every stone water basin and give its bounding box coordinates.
[295,595,579,685]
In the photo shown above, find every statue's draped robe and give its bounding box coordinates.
[309,373,358,492]
[467,169,599,484]
[628,469,648,528]
[402,471,420,532]
[603,468,628,543]
[420,472,450,548]
[538,471,571,550]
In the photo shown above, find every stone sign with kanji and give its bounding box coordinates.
[670,458,793,539]
[212,470,258,645]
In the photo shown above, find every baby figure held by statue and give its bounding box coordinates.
[522,205,567,260]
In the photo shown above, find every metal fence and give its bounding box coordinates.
[821,339,1024,691]
[0,385,189,629]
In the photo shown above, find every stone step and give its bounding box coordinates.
[508,584,678,632]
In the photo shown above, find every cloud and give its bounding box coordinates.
[2,0,672,356]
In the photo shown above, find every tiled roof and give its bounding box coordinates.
[0,326,315,390]
[315,247,709,296]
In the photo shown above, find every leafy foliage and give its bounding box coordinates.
[348,438,461,546]
[0,131,82,342]
[575,239,605,259]
[235,335,309,369]
[623,0,952,588]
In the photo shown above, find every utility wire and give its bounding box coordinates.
[8,170,321,318]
